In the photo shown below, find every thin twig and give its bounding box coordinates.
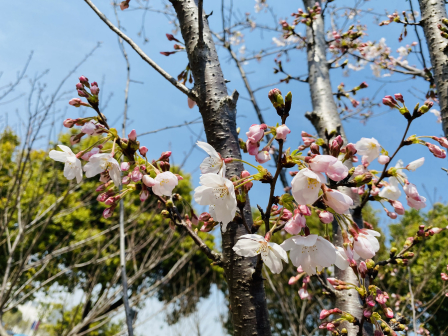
[83,0,195,99]
[408,266,418,334]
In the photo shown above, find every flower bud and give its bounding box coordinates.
[79,76,89,86]
[382,95,398,107]
[122,175,131,184]
[128,129,137,141]
[131,168,143,182]
[268,88,284,108]
[69,98,90,108]
[432,136,448,149]
[378,155,390,165]
[159,151,172,161]
[359,261,367,278]
[426,142,446,158]
[63,118,78,128]
[394,93,404,103]
[121,162,131,171]
[140,189,149,202]
[318,211,334,224]
[103,206,115,219]
[139,146,148,156]
[343,143,357,161]
[90,85,100,95]
[120,0,130,10]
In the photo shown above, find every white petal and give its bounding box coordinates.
[109,165,121,187]
[197,141,220,158]
[199,173,226,188]
[194,186,214,205]
[262,249,284,274]
[313,238,337,268]
[280,237,297,251]
[49,150,69,163]
[269,242,288,263]
[57,145,75,156]
[240,234,266,242]
[334,247,349,270]
[233,239,260,257]
[200,157,222,174]
[291,234,318,246]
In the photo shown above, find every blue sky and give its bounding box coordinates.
[1,0,448,334]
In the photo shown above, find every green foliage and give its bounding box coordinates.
[381,203,448,335]
[0,129,219,329]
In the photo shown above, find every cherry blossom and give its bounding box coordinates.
[197,141,225,175]
[355,137,381,163]
[406,157,424,171]
[291,168,326,205]
[281,234,337,275]
[144,171,178,197]
[323,189,353,214]
[255,148,271,163]
[83,153,121,186]
[284,210,306,234]
[49,145,83,183]
[352,229,381,259]
[194,173,237,231]
[378,177,402,201]
[276,124,291,140]
[308,155,348,181]
[246,124,267,143]
[233,234,288,274]
[404,182,426,210]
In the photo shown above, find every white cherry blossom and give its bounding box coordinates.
[83,153,121,186]
[194,173,237,231]
[49,145,83,183]
[144,171,179,196]
[355,137,381,163]
[323,189,353,214]
[291,168,326,205]
[281,234,337,275]
[233,234,288,274]
[197,141,225,176]
[406,157,424,171]
[334,246,359,270]
[378,177,401,201]
[352,229,381,259]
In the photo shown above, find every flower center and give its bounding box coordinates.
[307,177,319,190]
[369,142,377,149]
[255,241,269,254]
[213,186,229,200]
[160,178,169,186]
[301,244,318,253]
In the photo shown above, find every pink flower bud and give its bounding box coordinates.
[246,140,259,155]
[255,149,271,164]
[122,175,131,184]
[302,137,315,146]
[432,136,448,148]
[387,210,397,219]
[76,83,84,90]
[390,200,405,215]
[441,273,448,281]
[276,124,291,141]
[378,155,390,164]
[359,82,368,88]
[241,170,251,178]
[359,261,367,277]
[394,93,404,103]
[159,151,172,161]
[128,129,137,141]
[103,206,115,219]
[105,197,116,206]
[246,124,267,143]
[382,95,398,107]
[90,85,100,95]
[131,168,143,182]
[429,227,444,235]
[198,212,211,222]
[281,209,293,220]
[426,142,446,158]
[79,76,89,85]
[363,309,372,318]
[298,205,311,216]
[91,81,98,87]
[77,89,88,98]
[319,309,331,320]
[140,189,149,202]
[384,307,394,319]
[139,146,148,156]
[301,131,313,137]
[318,211,334,224]
[142,175,156,187]
[63,118,77,128]
[166,34,180,42]
[69,98,83,107]
[121,162,131,171]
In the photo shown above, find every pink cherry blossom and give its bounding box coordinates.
[298,287,310,300]
[323,189,353,214]
[246,124,267,143]
[121,162,131,171]
[297,205,311,216]
[128,129,137,141]
[426,142,446,158]
[246,140,259,155]
[285,211,306,234]
[318,211,334,224]
[276,124,291,140]
[378,155,390,165]
[432,136,448,148]
[389,200,405,215]
[441,273,448,281]
[255,149,271,163]
[353,229,381,259]
[303,137,315,146]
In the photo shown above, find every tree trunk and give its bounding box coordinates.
[418,0,448,136]
[169,1,271,335]
[302,1,369,335]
